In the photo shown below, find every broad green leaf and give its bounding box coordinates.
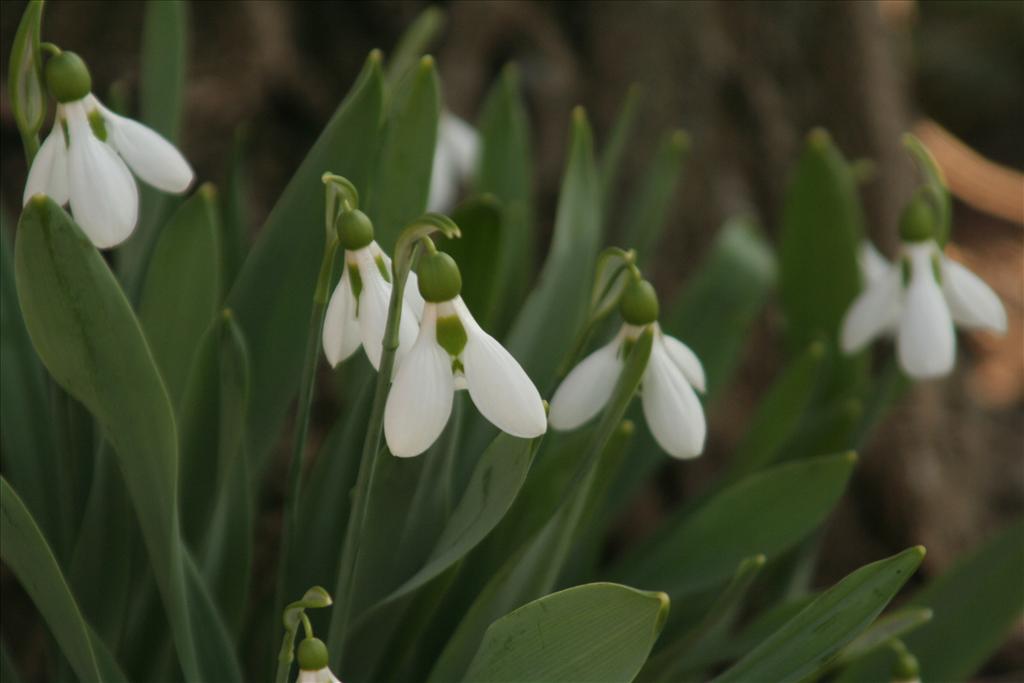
[830,607,933,669]
[727,341,826,479]
[778,129,864,382]
[836,518,1024,683]
[386,6,445,85]
[612,453,856,598]
[505,107,601,388]
[441,196,503,326]
[714,546,925,683]
[0,222,66,557]
[118,0,189,296]
[14,197,240,682]
[8,0,45,157]
[227,52,384,472]
[220,126,250,290]
[600,83,644,213]
[619,129,689,267]
[365,55,440,249]
[476,64,533,334]
[1,477,110,683]
[903,133,951,246]
[139,184,223,407]
[463,583,669,683]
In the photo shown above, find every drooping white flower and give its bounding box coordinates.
[384,251,546,457]
[841,239,1006,379]
[549,323,707,459]
[295,638,342,683]
[24,51,193,248]
[427,112,479,213]
[297,668,342,683]
[322,239,424,370]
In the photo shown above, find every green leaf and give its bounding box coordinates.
[836,518,1024,683]
[727,341,826,478]
[505,107,601,388]
[8,0,45,158]
[619,129,689,267]
[778,129,864,361]
[220,126,250,289]
[366,55,440,250]
[441,196,503,326]
[903,133,951,246]
[118,0,190,296]
[226,52,384,472]
[599,84,644,214]
[139,184,223,408]
[476,64,533,334]
[14,197,239,682]
[612,453,856,599]
[713,546,925,683]
[462,583,669,683]
[385,7,445,85]
[1,477,124,683]
[830,607,933,670]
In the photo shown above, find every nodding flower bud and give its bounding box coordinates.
[417,250,462,302]
[45,51,92,103]
[619,278,660,325]
[336,209,374,250]
[899,190,936,243]
[297,638,329,672]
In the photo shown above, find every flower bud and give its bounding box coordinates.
[336,209,374,250]
[899,191,936,243]
[45,51,91,103]
[417,250,462,302]
[619,278,659,325]
[297,637,329,672]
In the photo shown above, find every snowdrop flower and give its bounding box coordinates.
[840,194,1006,379]
[23,50,193,248]
[550,279,707,459]
[384,250,546,457]
[295,638,342,683]
[322,209,425,369]
[427,112,479,213]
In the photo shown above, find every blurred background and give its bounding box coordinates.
[2,1,1022,680]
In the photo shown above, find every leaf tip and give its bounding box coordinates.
[617,419,635,437]
[842,450,859,465]
[912,545,927,560]
[198,182,218,201]
[807,339,827,360]
[572,105,588,125]
[670,129,690,153]
[807,127,832,149]
[419,54,435,71]
[368,48,383,64]
[27,193,49,209]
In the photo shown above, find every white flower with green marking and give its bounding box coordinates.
[384,250,546,457]
[322,210,425,370]
[22,50,193,248]
[295,638,342,683]
[840,195,1006,379]
[549,279,707,459]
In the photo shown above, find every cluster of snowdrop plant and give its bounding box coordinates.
[3,4,1021,683]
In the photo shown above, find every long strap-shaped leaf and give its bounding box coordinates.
[1,477,129,683]
[14,197,240,682]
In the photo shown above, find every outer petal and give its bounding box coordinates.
[322,266,361,366]
[354,249,418,369]
[898,243,955,379]
[23,123,69,206]
[371,241,425,320]
[440,112,479,177]
[840,269,901,353]
[427,144,457,213]
[458,298,547,438]
[941,257,1007,333]
[296,667,343,683]
[642,341,706,459]
[96,97,194,193]
[384,305,454,457]
[65,101,138,248]
[858,240,890,286]
[658,327,706,393]
[548,336,622,430]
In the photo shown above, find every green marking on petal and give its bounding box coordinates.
[87,108,108,141]
[900,257,911,288]
[437,315,468,357]
[348,265,363,316]
[452,358,465,376]
[375,254,392,282]
[60,118,70,147]
[931,252,943,285]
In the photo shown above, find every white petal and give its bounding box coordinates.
[840,269,901,353]
[427,146,458,214]
[658,327,706,393]
[457,298,547,438]
[405,270,426,320]
[322,266,361,366]
[941,257,1007,333]
[642,341,706,459]
[384,305,454,457]
[858,240,890,286]
[440,112,479,177]
[296,668,342,683]
[898,243,955,379]
[548,336,622,430]
[23,122,69,206]
[354,249,418,369]
[64,101,138,248]
[97,98,193,193]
